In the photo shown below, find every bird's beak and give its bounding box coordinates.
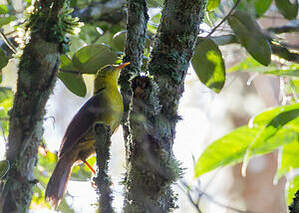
[115,62,130,70]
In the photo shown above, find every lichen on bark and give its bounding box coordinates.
[121,0,207,212]
[0,1,78,212]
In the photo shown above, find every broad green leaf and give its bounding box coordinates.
[68,36,87,57]
[0,49,8,70]
[95,32,113,46]
[60,54,78,71]
[59,56,86,97]
[58,71,86,97]
[195,126,297,177]
[229,57,299,77]
[0,16,16,27]
[228,11,271,66]
[147,0,164,7]
[207,0,220,11]
[79,24,101,44]
[72,44,117,74]
[0,160,9,178]
[192,38,225,93]
[275,0,298,20]
[195,126,259,177]
[112,31,126,52]
[286,176,299,206]
[242,104,299,175]
[275,141,299,182]
[234,0,273,17]
[252,103,299,128]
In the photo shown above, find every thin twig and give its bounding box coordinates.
[207,0,241,37]
[0,30,16,54]
[178,180,254,213]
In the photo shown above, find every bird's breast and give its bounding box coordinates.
[101,88,124,132]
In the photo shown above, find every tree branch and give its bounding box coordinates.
[72,0,126,24]
[119,0,149,146]
[0,1,68,212]
[267,21,299,34]
[93,124,114,213]
[122,0,207,211]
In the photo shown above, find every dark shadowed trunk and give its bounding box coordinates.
[119,0,207,212]
[0,1,69,212]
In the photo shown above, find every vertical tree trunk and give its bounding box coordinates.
[0,1,69,212]
[121,0,206,212]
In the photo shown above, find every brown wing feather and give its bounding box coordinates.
[58,88,105,158]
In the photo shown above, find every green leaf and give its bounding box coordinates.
[112,31,126,52]
[229,57,299,77]
[195,125,297,178]
[275,0,298,20]
[252,103,299,129]
[228,11,271,66]
[59,56,86,97]
[72,44,118,74]
[192,38,226,93]
[0,49,8,70]
[0,16,16,27]
[207,0,220,11]
[195,126,258,178]
[286,176,299,206]
[58,71,86,97]
[275,141,299,183]
[242,104,299,175]
[68,36,87,58]
[0,160,9,178]
[234,0,273,17]
[147,0,164,7]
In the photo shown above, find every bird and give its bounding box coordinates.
[45,62,129,208]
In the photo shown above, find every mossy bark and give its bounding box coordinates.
[119,0,149,138]
[121,0,206,212]
[0,1,68,212]
[93,124,114,213]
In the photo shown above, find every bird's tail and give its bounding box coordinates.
[45,155,73,209]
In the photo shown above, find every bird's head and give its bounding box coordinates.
[94,62,130,92]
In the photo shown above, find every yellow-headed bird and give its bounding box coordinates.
[45,62,129,208]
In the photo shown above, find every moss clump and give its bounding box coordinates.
[24,0,81,53]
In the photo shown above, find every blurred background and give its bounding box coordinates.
[0,0,298,212]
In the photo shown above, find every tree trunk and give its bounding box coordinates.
[120,0,207,212]
[0,1,69,212]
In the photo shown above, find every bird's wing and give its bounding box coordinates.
[58,88,105,158]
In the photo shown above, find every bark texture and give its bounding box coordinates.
[119,0,149,147]
[121,0,206,212]
[94,124,114,213]
[0,1,68,212]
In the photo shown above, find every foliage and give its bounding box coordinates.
[193,1,299,208]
